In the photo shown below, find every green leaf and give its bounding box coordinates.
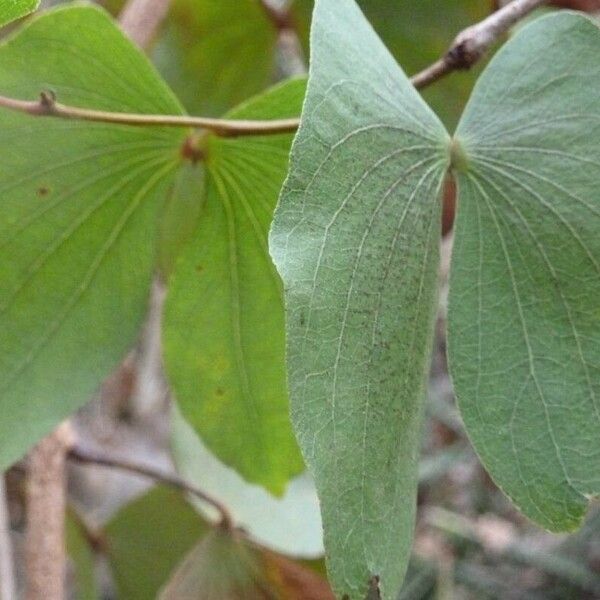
[105,486,208,599]
[448,12,600,532]
[0,5,185,470]
[171,404,324,558]
[153,0,279,115]
[163,79,306,493]
[269,0,449,597]
[0,0,38,27]
[156,161,205,279]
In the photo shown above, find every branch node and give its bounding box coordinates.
[181,134,205,163]
[39,90,56,111]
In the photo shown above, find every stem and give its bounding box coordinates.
[0,91,299,137]
[258,0,295,32]
[25,423,74,600]
[0,476,16,600]
[119,0,172,50]
[411,0,548,88]
[0,0,548,135]
[68,446,234,530]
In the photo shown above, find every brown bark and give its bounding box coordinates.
[119,0,172,50]
[24,423,74,600]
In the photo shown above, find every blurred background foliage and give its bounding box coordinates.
[3,0,600,598]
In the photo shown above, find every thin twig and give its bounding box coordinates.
[259,0,308,77]
[412,0,548,89]
[68,446,234,530]
[0,91,299,137]
[258,0,295,31]
[0,0,548,134]
[119,0,172,50]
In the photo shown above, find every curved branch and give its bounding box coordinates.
[411,0,548,88]
[0,0,549,135]
[0,91,300,137]
[68,446,234,530]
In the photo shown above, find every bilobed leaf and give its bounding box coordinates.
[163,79,306,493]
[0,0,37,27]
[171,405,323,558]
[153,0,279,115]
[269,0,449,597]
[0,5,185,470]
[448,12,600,531]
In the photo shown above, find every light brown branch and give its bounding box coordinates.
[0,91,300,137]
[412,0,548,89]
[25,423,74,600]
[0,476,16,600]
[68,445,234,530]
[259,0,295,31]
[0,0,550,135]
[119,0,172,50]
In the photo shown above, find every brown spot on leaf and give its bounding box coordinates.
[37,186,50,197]
[216,388,225,397]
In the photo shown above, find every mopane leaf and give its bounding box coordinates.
[0,0,37,27]
[0,5,185,469]
[163,80,306,493]
[269,0,449,597]
[448,12,600,531]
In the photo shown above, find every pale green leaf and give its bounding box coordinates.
[171,405,324,558]
[0,5,185,470]
[163,79,306,493]
[153,0,278,115]
[0,0,37,27]
[448,12,600,532]
[269,0,449,597]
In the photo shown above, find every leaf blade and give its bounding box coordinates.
[0,0,38,27]
[163,79,306,493]
[449,11,600,531]
[270,0,449,597]
[0,5,185,469]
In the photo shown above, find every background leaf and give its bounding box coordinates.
[163,79,306,493]
[171,405,324,558]
[448,12,600,532]
[269,0,449,597]
[105,486,208,599]
[152,0,279,115]
[0,0,38,27]
[0,5,185,470]
[159,528,334,600]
